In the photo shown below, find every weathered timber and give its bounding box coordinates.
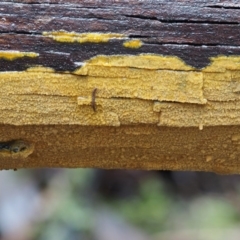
[0,0,240,173]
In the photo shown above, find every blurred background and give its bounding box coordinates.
[0,169,240,240]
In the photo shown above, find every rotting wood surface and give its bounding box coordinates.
[0,0,240,173]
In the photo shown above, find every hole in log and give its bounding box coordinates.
[0,140,34,158]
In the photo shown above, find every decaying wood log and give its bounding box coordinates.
[0,0,240,173]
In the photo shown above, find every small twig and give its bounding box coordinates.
[91,88,97,112]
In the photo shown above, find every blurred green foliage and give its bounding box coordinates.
[3,169,240,240]
[108,175,240,234]
[110,177,172,232]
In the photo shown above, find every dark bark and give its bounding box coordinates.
[0,0,240,70]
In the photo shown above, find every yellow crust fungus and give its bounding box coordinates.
[43,31,126,43]
[26,66,55,73]
[0,51,39,60]
[74,54,205,104]
[0,124,240,174]
[0,54,239,128]
[123,39,143,48]
[203,56,240,72]
[78,54,195,70]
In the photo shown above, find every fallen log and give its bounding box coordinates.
[0,0,240,173]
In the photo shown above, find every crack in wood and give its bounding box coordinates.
[206,5,240,10]
[124,14,239,24]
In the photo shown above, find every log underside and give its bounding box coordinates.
[0,0,240,173]
[1,124,240,175]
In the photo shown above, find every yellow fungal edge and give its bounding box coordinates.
[0,51,39,61]
[203,55,240,72]
[43,31,126,43]
[123,39,143,49]
[74,54,195,72]
[0,54,239,127]
[26,66,55,73]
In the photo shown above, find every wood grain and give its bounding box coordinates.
[0,1,240,70]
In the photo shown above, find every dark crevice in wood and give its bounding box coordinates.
[128,35,150,39]
[159,19,239,25]
[124,14,239,25]
[128,35,240,47]
[206,5,240,10]
[124,14,158,21]
[1,1,119,8]
[0,31,41,35]
[149,42,240,47]
[145,42,240,47]
[1,1,60,5]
